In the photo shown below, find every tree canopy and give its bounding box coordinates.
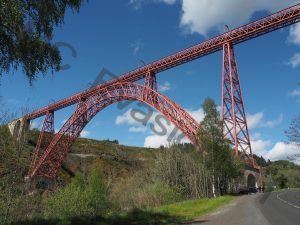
[0,0,85,82]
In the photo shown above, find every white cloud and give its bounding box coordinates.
[251,132,262,141]
[180,0,298,36]
[158,81,172,92]
[266,142,299,163]
[290,89,300,103]
[116,105,204,148]
[250,133,269,158]
[144,133,173,148]
[251,134,300,164]
[162,0,176,4]
[287,23,300,69]
[143,106,204,148]
[247,112,283,129]
[129,0,142,10]
[247,112,264,129]
[250,131,299,163]
[61,118,67,124]
[131,40,143,56]
[129,126,147,132]
[116,107,178,146]
[80,130,90,138]
[288,23,300,46]
[30,121,41,129]
[289,89,300,97]
[115,109,140,126]
[129,0,176,10]
[287,53,300,68]
[187,107,205,122]
[130,0,298,35]
[116,107,156,133]
[143,112,183,147]
[251,138,271,157]
[264,114,283,128]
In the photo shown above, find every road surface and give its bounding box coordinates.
[188,189,300,225]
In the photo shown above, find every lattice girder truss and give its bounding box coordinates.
[29,82,199,178]
[222,43,254,164]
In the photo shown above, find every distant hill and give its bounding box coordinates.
[253,153,300,190]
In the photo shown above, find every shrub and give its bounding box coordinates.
[86,167,110,215]
[151,146,213,199]
[110,174,183,210]
[134,180,183,208]
[44,173,92,219]
[44,169,109,220]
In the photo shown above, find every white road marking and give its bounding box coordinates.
[276,192,300,209]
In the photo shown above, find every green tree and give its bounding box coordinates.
[197,97,242,197]
[276,174,288,189]
[151,146,213,199]
[0,0,85,82]
[86,167,109,216]
[44,173,91,219]
[253,154,267,167]
[44,168,109,221]
[0,97,16,125]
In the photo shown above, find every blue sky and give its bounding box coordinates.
[1,0,300,161]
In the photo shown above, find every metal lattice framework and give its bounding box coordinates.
[23,3,300,177]
[29,82,199,177]
[222,43,253,164]
[29,111,55,174]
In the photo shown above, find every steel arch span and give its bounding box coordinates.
[29,82,199,178]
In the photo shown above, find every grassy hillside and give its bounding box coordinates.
[63,134,156,184]
[1,125,300,190]
[0,126,156,184]
[2,125,300,189]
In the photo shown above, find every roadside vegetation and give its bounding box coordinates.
[0,97,299,225]
[153,195,234,220]
[253,113,300,192]
[252,147,300,192]
[1,96,299,224]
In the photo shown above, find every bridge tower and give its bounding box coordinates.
[29,111,55,177]
[221,43,254,165]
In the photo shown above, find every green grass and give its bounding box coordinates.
[153,195,235,221]
[11,196,236,225]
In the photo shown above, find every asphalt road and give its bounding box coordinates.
[188,189,300,225]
